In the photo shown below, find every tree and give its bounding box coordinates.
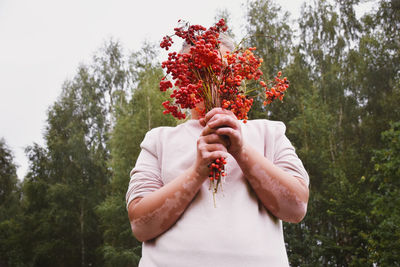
[20,40,129,267]
[20,144,53,266]
[368,121,400,266]
[0,138,23,267]
[0,138,19,222]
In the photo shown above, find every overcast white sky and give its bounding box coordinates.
[0,0,372,180]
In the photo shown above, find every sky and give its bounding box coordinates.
[0,0,372,180]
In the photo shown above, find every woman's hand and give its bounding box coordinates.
[200,108,244,158]
[194,125,230,179]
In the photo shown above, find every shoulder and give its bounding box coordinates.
[143,125,172,140]
[141,120,198,147]
[139,126,173,151]
[144,120,194,139]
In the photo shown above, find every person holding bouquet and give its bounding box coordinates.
[126,20,309,267]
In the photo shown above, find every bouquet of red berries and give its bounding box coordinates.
[159,19,289,203]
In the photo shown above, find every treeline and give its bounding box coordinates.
[1,0,399,266]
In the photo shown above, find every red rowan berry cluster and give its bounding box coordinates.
[159,19,288,121]
[159,19,289,203]
[260,71,289,105]
[208,157,226,199]
[160,36,173,50]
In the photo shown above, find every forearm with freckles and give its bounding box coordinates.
[128,166,207,242]
[233,143,309,223]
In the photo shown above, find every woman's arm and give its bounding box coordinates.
[128,130,229,242]
[201,108,309,223]
[233,144,309,223]
[128,166,205,242]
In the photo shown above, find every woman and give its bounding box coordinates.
[126,38,309,267]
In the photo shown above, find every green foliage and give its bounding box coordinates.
[245,0,293,76]
[0,138,20,220]
[368,122,400,265]
[0,139,23,267]
[96,197,141,267]
[18,41,128,266]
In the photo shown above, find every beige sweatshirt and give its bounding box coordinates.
[126,119,309,267]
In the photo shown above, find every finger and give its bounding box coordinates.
[201,133,230,147]
[207,114,239,130]
[203,143,227,153]
[201,125,216,136]
[203,108,234,124]
[215,127,240,142]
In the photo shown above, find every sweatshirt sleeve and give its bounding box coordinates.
[126,129,164,209]
[272,122,310,187]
